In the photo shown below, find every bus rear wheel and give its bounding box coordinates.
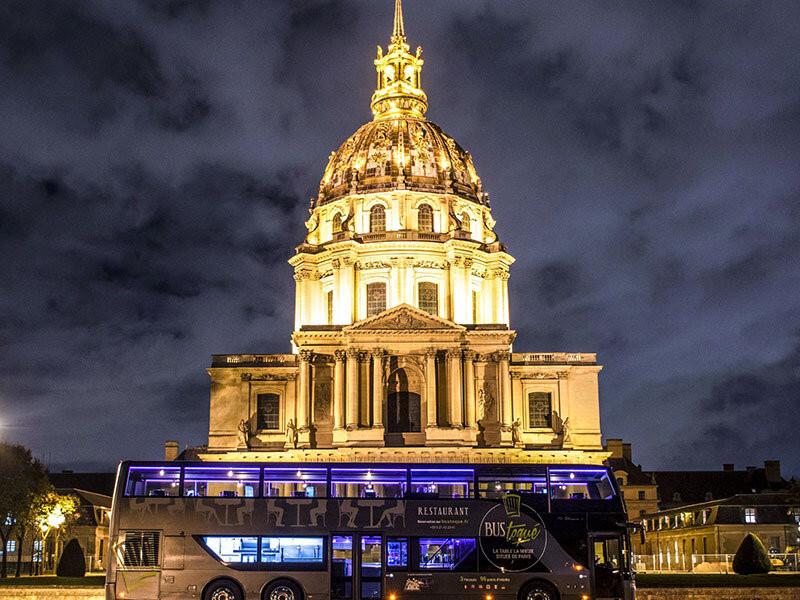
[204,579,243,600]
[519,580,559,600]
[263,579,303,600]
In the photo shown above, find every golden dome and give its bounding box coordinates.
[318,118,485,206]
[316,0,486,207]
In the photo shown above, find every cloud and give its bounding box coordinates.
[1,0,799,475]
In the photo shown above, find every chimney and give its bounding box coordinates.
[605,439,624,459]
[764,460,781,484]
[723,464,735,472]
[622,443,633,462]
[164,440,179,462]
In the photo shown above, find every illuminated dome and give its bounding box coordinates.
[318,118,485,206]
[316,0,485,207]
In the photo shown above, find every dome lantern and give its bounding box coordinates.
[371,0,428,121]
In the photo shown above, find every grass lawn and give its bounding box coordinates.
[638,573,800,588]
[0,575,105,587]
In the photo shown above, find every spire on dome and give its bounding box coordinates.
[371,0,428,120]
[392,0,406,44]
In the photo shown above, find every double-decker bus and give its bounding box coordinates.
[105,462,635,600]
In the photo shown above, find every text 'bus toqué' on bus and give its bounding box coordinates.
[105,462,636,600]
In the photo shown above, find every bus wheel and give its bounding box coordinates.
[519,580,559,600]
[204,579,243,600]
[263,579,303,600]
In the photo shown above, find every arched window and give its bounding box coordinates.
[417,203,433,232]
[332,213,343,234]
[460,211,471,234]
[418,282,439,315]
[370,205,386,233]
[366,282,387,317]
[387,368,422,433]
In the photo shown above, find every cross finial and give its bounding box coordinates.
[392,0,406,43]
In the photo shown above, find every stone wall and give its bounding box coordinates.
[3,586,799,600]
[637,588,800,600]
[0,587,103,600]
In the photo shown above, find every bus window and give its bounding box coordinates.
[418,538,477,571]
[124,466,180,497]
[549,469,615,500]
[263,468,327,498]
[261,537,325,565]
[202,536,258,564]
[361,536,382,599]
[332,536,354,600]
[477,476,547,498]
[183,467,259,498]
[118,531,160,568]
[410,469,473,498]
[330,468,406,498]
[386,538,408,569]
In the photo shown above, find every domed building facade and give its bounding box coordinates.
[201,1,606,465]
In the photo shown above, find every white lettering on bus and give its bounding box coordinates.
[417,506,469,517]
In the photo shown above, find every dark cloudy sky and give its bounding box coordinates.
[1,0,799,475]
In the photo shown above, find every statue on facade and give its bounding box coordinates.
[237,419,251,449]
[511,418,522,446]
[478,385,495,422]
[285,419,298,449]
[561,417,571,445]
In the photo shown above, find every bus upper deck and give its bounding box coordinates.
[119,461,623,514]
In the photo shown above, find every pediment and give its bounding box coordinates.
[344,304,465,332]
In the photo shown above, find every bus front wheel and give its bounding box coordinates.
[203,579,243,600]
[519,580,559,600]
[263,579,303,600]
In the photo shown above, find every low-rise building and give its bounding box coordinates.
[638,492,798,571]
[604,439,659,521]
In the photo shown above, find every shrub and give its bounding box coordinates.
[56,538,86,577]
[732,533,771,575]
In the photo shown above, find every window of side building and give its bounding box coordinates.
[527,392,553,428]
[257,393,280,431]
[744,508,757,524]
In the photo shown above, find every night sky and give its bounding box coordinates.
[1,1,799,475]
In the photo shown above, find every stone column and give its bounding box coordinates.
[390,258,402,306]
[333,350,346,430]
[297,350,313,448]
[463,350,477,429]
[447,349,464,427]
[425,348,438,428]
[371,349,385,428]
[298,350,312,429]
[293,271,305,332]
[499,270,510,325]
[346,349,360,430]
[497,351,512,427]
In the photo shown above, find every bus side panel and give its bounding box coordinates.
[115,570,160,600]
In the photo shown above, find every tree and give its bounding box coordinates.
[13,480,55,577]
[733,533,772,575]
[30,491,79,573]
[0,443,49,578]
[56,538,86,577]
